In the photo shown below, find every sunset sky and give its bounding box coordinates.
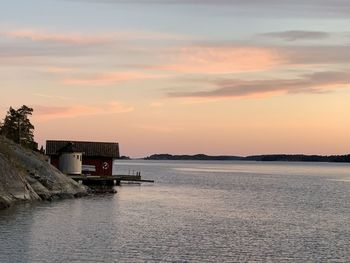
[1,0,350,157]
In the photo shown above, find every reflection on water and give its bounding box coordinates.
[1,160,350,262]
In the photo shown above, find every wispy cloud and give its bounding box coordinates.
[156,46,282,74]
[2,29,112,45]
[34,93,73,101]
[262,30,330,41]
[114,44,350,74]
[64,0,350,17]
[283,45,350,65]
[168,71,350,99]
[113,30,191,41]
[33,101,134,120]
[0,27,192,67]
[62,71,168,86]
[0,28,190,45]
[43,67,78,73]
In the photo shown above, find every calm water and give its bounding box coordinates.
[1,160,350,262]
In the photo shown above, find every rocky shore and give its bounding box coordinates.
[0,136,88,210]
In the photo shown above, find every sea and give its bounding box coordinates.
[1,160,350,262]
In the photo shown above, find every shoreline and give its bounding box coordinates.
[143,153,350,163]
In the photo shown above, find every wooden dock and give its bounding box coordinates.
[70,174,154,186]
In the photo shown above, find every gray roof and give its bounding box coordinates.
[57,142,81,153]
[46,140,120,158]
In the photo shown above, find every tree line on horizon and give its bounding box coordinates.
[145,153,350,163]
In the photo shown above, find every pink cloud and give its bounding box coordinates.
[33,101,134,120]
[3,29,112,45]
[158,46,282,74]
[1,28,190,46]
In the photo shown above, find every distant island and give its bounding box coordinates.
[144,154,350,163]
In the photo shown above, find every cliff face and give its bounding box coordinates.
[0,136,87,209]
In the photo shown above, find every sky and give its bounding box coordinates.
[1,0,350,157]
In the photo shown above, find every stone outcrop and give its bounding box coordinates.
[0,136,87,209]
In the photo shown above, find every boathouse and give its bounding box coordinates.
[46,140,120,176]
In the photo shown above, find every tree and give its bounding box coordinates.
[39,145,45,154]
[0,105,37,150]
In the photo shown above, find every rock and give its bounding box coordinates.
[0,136,88,209]
[0,196,11,210]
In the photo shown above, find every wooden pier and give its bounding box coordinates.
[70,174,154,186]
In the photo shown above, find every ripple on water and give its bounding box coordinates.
[1,160,350,262]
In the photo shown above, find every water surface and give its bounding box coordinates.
[1,161,350,262]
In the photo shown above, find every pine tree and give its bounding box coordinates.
[39,145,45,154]
[0,105,37,150]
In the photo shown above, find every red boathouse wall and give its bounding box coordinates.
[50,156,59,170]
[83,157,113,176]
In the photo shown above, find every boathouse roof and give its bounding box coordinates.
[57,142,81,153]
[46,140,120,158]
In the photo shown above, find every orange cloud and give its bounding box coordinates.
[33,101,134,120]
[44,67,78,73]
[63,71,167,86]
[158,46,282,74]
[149,102,165,108]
